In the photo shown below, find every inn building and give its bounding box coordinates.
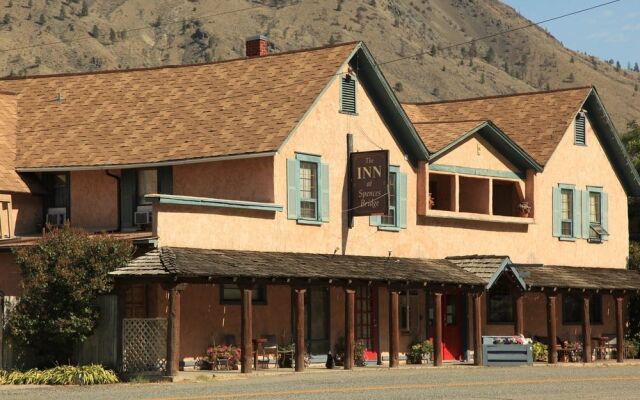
[1,37,640,374]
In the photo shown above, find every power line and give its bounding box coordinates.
[376,0,622,67]
[0,2,298,54]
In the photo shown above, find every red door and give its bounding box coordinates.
[441,293,463,361]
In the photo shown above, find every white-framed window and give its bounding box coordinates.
[287,153,329,224]
[299,161,318,220]
[560,188,574,237]
[553,183,579,240]
[370,165,407,231]
[381,171,397,226]
[584,186,608,242]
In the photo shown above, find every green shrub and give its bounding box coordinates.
[532,341,548,362]
[0,365,118,385]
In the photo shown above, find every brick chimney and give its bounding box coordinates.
[245,35,269,57]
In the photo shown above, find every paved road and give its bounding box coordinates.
[2,365,640,400]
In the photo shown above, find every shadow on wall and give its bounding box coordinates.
[416,216,529,233]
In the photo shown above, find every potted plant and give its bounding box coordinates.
[517,201,532,217]
[428,192,436,209]
[277,343,295,368]
[333,337,345,366]
[354,340,366,367]
[407,340,433,364]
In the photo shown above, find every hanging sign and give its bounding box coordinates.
[350,150,389,216]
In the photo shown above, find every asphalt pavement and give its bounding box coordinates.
[2,364,640,399]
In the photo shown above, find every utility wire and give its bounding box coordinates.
[376,0,622,66]
[0,2,299,54]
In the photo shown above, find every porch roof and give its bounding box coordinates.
[111,247,485,287]
[512,264,640,292]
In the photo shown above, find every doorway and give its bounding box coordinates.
[304,287,330,355]
[428,292,464,361]
[356,287,378,361]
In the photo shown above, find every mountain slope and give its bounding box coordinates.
[0,0,638,131]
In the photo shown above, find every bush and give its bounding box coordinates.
[9,227,132,367]
[0,365,119,385]
[532,341,548,362]
[407,339,433,363]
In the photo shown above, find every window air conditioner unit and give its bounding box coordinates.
[46,207,66,227]
[134,205,152,226]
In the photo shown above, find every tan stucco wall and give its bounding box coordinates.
[11,193,42,236]
[435,135,519,173]
[70,170,118,232]
[173,158,274,203]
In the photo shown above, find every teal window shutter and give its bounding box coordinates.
[397,171,407,229]
[601,192,609,240]
[340,76,356,114]
[120,169,137,229]
[287,159,300,220]
[369,215,381,226]
[552,187,561,237]
[581,190,590,239]
[575,112,586,145]
[320,163,330,222]
[158,166,173,195]
[572,189,581,239]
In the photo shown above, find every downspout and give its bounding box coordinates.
[105,170,121,232]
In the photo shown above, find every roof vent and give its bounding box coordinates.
[245,35,269,57]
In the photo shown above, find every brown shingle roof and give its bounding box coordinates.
[0,93,41,193]
[112,247,485,286]
[0,42,358,170]
[513,264,640,291]
[403,87,592,165]
[412,120,485,154]
[446,255,509,284]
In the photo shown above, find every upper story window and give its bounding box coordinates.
[287,153,329,224]
[370,165,407,231]
[137,169,158,206]
[340,75,357,114]
[574,112,586,145]
[553,184,609,242]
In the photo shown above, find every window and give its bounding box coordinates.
[584,187,608,242]
[47,172,70,209]
[553,184,579,240]
[562,293,602,325]
[575,112,586,145]
[560,188,573,237]
[445,296,456,325]
[299,161,318,220]
[220,284,267,305]
[137,169,158,205]
[400,291,410,331]
[370,166,407,230]
[381,171,397,226]
[487,291,514,324]
[287,154,329,224]
[340,75,356,114]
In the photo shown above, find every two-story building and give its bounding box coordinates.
[1,37,640,374]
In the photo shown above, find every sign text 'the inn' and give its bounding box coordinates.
[349,150,389,216]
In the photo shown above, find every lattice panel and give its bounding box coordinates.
[122,318,167,373]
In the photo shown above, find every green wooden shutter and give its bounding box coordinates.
[287,159,300,220]
[572,189,581,239]
[552,187,561,237]
[369,215,381,226]
[120,169,137,229]
[158,166,173,195]
[601,192,609,240]
[340,77,356,114]
[320,163,330,222]
[397,171,407,229]
[581,190,590,239]
[575,113,586,145]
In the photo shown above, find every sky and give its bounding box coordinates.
[502,0,639,68]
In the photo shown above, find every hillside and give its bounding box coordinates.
[0,0,638,131]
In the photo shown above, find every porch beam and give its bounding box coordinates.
[433,292,443,366]
[615,295,625,363]
[115,285,126,372]
[240,284,254,374]
[515,291,524,336]
[389,289,400,368]
[473,292,482,366]
[294,287,306,372]
[547,294,557,364]
[582,294,592,363]
[166,283,186,377]
[344,288,356,370]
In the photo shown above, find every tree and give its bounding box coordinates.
[429,44,436,56]
[109,28,116,43]
[468,41,477,59]
[570,56,575,63]
[483,46,495,63]
[634,62,639,73]
[79,0,89,17]
[58,6,66,20]
[90,24,99,38]
[2,13,10,25]
[37,12,45,25]
[615,60,621,72]
[8,227,132,367]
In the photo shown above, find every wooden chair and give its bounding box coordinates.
[260,334,278,369]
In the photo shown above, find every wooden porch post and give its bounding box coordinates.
[240,284,254,374]
[433,292,443,366]
[389,289,400,368]
[473,292,482,366]
[615,295,625,363]
[166,283,186,377]
[582,294,592,363]
[375,286,383,366]
[344,288,356,370]
[515,292,524,336]
[116,285,127,372]
[294,287,306,372]
[546,294,557,364]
